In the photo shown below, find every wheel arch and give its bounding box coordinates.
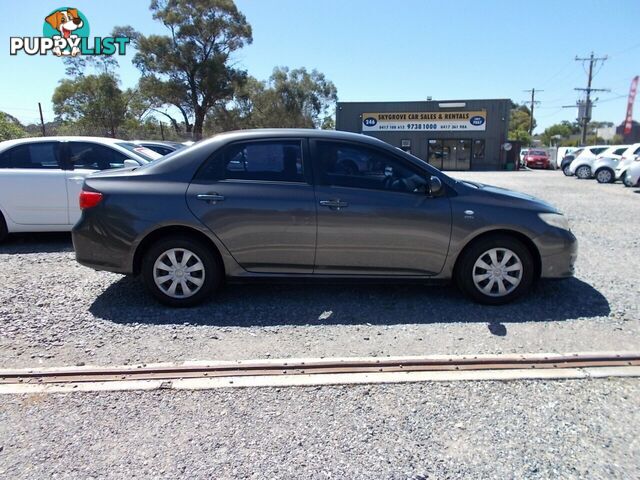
[132,225,225,276]
[453,229,542,280]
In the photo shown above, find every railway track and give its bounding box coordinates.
[2,352,639,394]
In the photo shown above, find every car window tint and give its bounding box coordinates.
[198,140,304,182]
[69,142,129,170]
[316,141,427,194]
[0,142,60,169]
[592,147,607,154]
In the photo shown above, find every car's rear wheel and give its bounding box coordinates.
[455,235,535,305]
[562,164,572,176]
[141,234,222,307]
[595,168,614,184]
[575,165,592,179]
[0,212,7,243]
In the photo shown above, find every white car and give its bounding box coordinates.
[592,145,631,183]
[0,136,161,242]
[568,145,615,179]
[625,159,640,187]
[615,143,640,185]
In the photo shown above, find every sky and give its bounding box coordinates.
[1,0,639,134]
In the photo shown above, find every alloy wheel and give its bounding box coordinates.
[472,248,523,298]
[153,248,206,299]
[576,165,591,179]
[596,169,613,183]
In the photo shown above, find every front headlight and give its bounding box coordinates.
[538,212,570,231]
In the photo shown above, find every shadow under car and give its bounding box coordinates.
[89,276,610,328]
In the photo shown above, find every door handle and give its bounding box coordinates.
[319,199,349,209]
[68,177,84,182]
[197,193,225,202]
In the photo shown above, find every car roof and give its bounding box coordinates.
[199,128,390,148]
[0,136,128,149]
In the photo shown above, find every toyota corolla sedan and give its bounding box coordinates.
[72,129,577,307]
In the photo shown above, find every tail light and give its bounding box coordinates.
[621,156,627,161]
[79,190,103,210]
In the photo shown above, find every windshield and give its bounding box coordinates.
[116,142,163,162]
[529,150,547,156]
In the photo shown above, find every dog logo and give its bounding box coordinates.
[9,7,128,57]
[43,8,88,56]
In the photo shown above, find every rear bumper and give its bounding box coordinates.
[72,212,135,274]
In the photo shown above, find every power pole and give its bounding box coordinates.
[574,52,609,144]
[37,102,46,136]
[523,88,542,135]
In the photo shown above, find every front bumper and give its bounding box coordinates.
[537,229,578,278]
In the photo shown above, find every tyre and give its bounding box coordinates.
[623,173,634,187]
[595,168,614,184]
[455,234,535,305]
[575,165,592,179]
[141,234,222,307]
[0,212,7,244]
[562,164,572,176]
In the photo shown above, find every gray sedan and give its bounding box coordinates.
[72,129,577,307]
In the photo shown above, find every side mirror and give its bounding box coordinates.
[427,176,443,196]
[124,159,139,168]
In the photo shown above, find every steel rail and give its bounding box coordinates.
[2,353,639,386]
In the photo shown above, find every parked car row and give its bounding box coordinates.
[0,137,185,240]
[559,143,640,186]
[0,131,578,307]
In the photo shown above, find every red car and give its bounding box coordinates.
[523,149,550,169]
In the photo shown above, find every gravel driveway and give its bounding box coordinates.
[1,171,639,368]
[1,378,638,479]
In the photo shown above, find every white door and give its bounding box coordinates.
[0,142,68,225]
[65,142,131,225]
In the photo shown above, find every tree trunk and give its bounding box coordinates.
[193,108,205,141]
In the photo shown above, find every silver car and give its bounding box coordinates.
[72,129,577,307]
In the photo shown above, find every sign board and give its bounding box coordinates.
[362,110,487,132]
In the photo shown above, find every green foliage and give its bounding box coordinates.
[119,0,253,139]
[508,105,535,145]
[611,134,624,145]
[52,73,128,137]
[508,129,531,145]
[207,67,337,132]
[0,112,27,141]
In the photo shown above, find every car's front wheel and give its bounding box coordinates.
[455,235,535,305]
[595,168,614,184]
[623,173,635,187]
[141,234,222,307]
[562,164,572,176]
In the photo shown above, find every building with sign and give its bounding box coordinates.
[336,99,512,170]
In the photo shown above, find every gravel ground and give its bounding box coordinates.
[1,171,639,368]
[1,378,638,479]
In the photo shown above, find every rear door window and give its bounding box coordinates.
[0,142,61,169]
[68,142,129,170]
[197,140,305,183]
